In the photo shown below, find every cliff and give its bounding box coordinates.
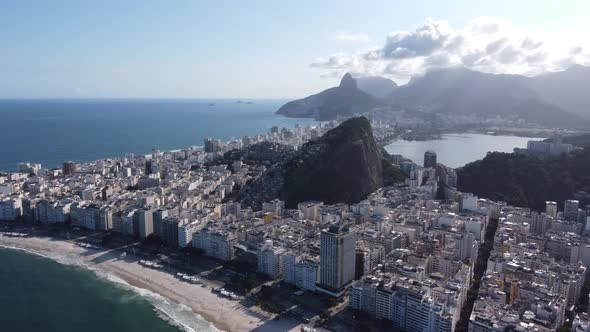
[234,117,394,209]
[276,74,381,121]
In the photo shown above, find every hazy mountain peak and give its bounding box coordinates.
[339,73,357,90]
[276,73,381,120]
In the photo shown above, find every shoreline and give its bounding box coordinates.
[0,235,302,332]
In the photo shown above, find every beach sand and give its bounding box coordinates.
[0,235,303,332]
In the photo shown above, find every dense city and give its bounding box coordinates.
[1,120,589,332]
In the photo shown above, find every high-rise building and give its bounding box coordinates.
[152,208,168,238]
[62,161,77,176]
[0,197,23,221]
[138,208,154,239]
[424,150,437,168]
[204,138,223,153]
[529,212,550,235]
[178,220,200,248]
[262,199,285,217]
[350,275,461,332]
[257,240,285,278]
[546,201,558,219]
[564,200,580,222]
[282,252,319,292]
[298,201,324,221]
[192,227,237,261]
[161,216,181,247]
[455,233,475,261]
[318,224,356,297]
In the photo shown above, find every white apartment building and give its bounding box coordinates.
[0,197,22,221]
[138,208,154,239]
[257,240,285,278]
[192,227,237,261]
[282,252,319,292]
[297,201,323,221]
[350,276,461,332]
[318,224,356,296]
[262,199,285,217]
[178,220,200,248]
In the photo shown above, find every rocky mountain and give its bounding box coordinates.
[356,76,398,98]
[233,117,401,209]
[529,65,590,117]
[275,74,382,121]
[387,66,590,128]
[277,66,590,128]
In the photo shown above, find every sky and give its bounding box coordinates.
[1,0,590,99]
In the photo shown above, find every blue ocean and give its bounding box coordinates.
[0,99,316,331]
[0,247,211,332]
[0,99,316,171]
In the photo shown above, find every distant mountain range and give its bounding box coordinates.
[277,65,590,128]
[276,73,383,121]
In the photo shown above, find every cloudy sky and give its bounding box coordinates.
[1,0,589,98]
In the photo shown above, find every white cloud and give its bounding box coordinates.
[333,32,370,42]
[312,17,590,84]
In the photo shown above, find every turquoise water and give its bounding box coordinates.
[385,133,537,168]
[0,99,317,171]
[0,248,207,332]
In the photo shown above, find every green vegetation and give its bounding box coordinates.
[281,116,383,207]
[181,246,204,256]
[141,233,163,246]
[259,300,282,314]
[230,273,257,291]
[457,150,590,211]
[544,133,590,149]
[256,285,283,314]
[259,285,273,301]
[382,159,405,186]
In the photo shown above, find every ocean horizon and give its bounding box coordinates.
[0,98,316,172]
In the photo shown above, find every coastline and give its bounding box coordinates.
[0,235,303,332]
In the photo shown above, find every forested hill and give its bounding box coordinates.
[456,149,590,212]
[544,133,590,149]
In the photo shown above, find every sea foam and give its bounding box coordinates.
[0,244,222,332]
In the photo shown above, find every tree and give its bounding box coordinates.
[260,285,273,301]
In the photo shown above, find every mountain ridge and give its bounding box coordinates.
[275,74,383,121]
[277,65,590,128]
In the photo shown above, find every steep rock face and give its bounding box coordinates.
[234,117,384,209]
[280,116,383,207]
[276,74,381,120]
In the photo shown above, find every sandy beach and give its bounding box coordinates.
[0,234,303,332]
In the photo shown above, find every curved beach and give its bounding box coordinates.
[0,235,303,332]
